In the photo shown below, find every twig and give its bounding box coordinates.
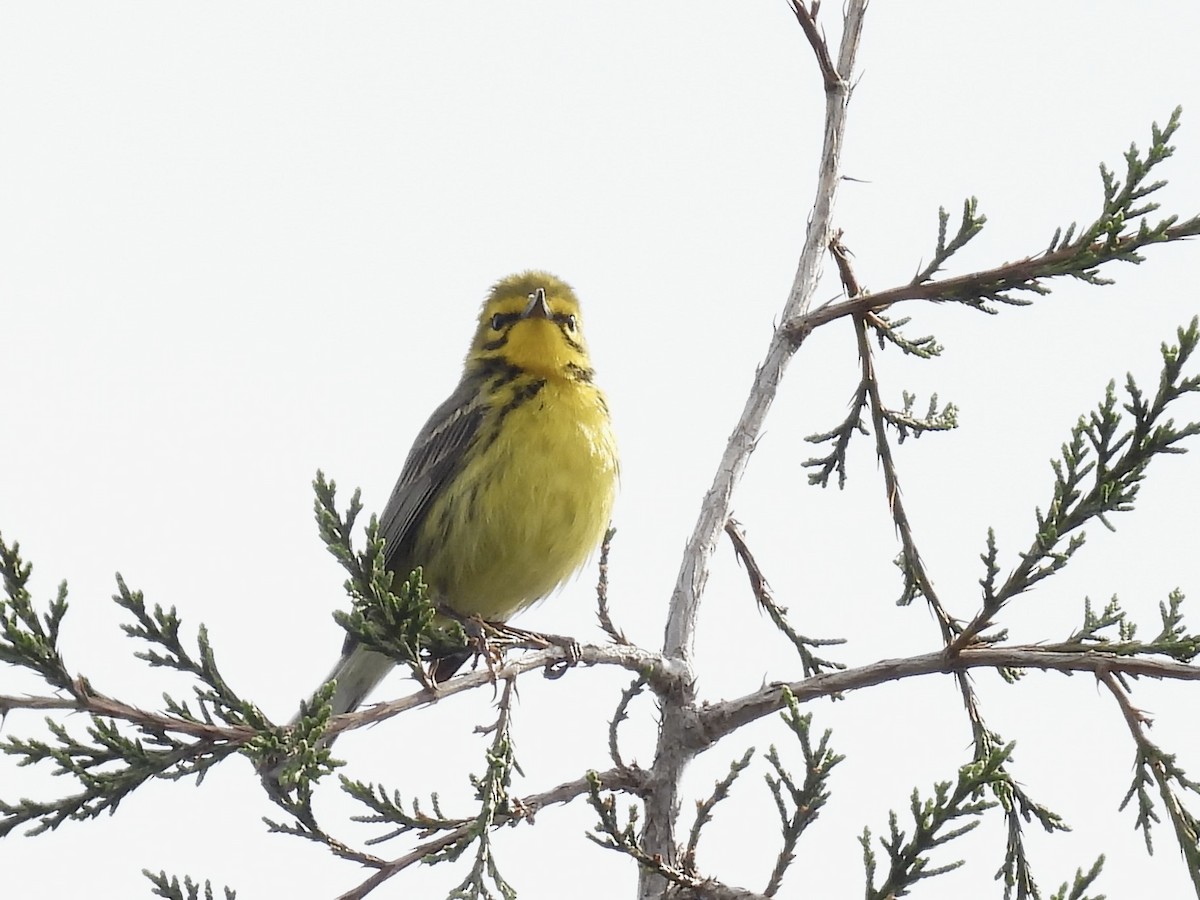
[341,642,683,737]
[1101,670,1200,891]
[784,219,1200,341]
[608,676,648,775]
[787,2,837,90]
[337,766,644,900]
[595,527,628,644]
[683,747,756,873]
[828,233,957,636]
[723,518,774,615]
[724,518,845,677]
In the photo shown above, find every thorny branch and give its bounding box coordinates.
[828,233,958,637]
[724,518,846,677]
[595,527,628,645]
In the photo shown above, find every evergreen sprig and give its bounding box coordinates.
[143,870,236,900]
[1151,591,1200,663]
[1062,592,1200,663]
[0,535,73,692]
[587,772,708,891]
[314,471,465,683]
[870,313,945,358]
[763,689,843,897]
[1112,680,1200,893]
[797,111,1200,379]
[115,576,270,732]
[682,746,755,876]
[0,713,237,837]
[1046,108,1190,272]
[882,391,958,443]
[249,680,340,794]
[1048,857,1107,900]
[961,318,1200,648]
[925,109,1198,313]
[862,746,1008,900]
[434,679,523,900]
[342,778,467,843]
[1,560,253,837]
[803,394,869,489]
[803,338,956,488]
[1121,738,1200,866]
[263,775,385,868]
[977,726,1069,900]
[912,197,988,285]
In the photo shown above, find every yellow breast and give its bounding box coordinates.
[414,376,618,621]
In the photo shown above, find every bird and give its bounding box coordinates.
[313,271,618,718]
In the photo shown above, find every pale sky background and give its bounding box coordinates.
[3,3,1200,899]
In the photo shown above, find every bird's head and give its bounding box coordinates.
[468,271,591,379]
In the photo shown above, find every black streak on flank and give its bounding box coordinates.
[565,363,595,384]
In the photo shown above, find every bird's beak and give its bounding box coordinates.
[520,288,551,320]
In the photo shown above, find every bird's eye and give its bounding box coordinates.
[490,313,506,331]
[563,314,577,332]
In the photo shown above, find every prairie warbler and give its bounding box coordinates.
[318,271,618,716]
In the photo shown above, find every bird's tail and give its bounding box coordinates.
[259,643,394,792]
[261,642,475,791]
[294,638,471,729]
[309,642,397,722]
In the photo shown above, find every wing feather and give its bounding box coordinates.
[336,377,485,661]
[377,376,487,577]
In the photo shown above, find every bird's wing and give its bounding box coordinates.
[377,375,488,575]
[332,377,487,673]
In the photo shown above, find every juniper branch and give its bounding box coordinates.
[763,689,843,897]
[143,870,237,900]
[955,318,1200,651]
[0,534,73,692]
[863,746,1007,900]
[1104,672,1200,895]
[787,109,1200,336]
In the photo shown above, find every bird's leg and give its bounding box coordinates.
[428,609,581,681]
[482,622,582,679]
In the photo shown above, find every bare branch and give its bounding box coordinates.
[787,1,838,89]
[698,647,1200,750]
[646,5,868,893]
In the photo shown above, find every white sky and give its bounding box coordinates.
[3,3,1200,899]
